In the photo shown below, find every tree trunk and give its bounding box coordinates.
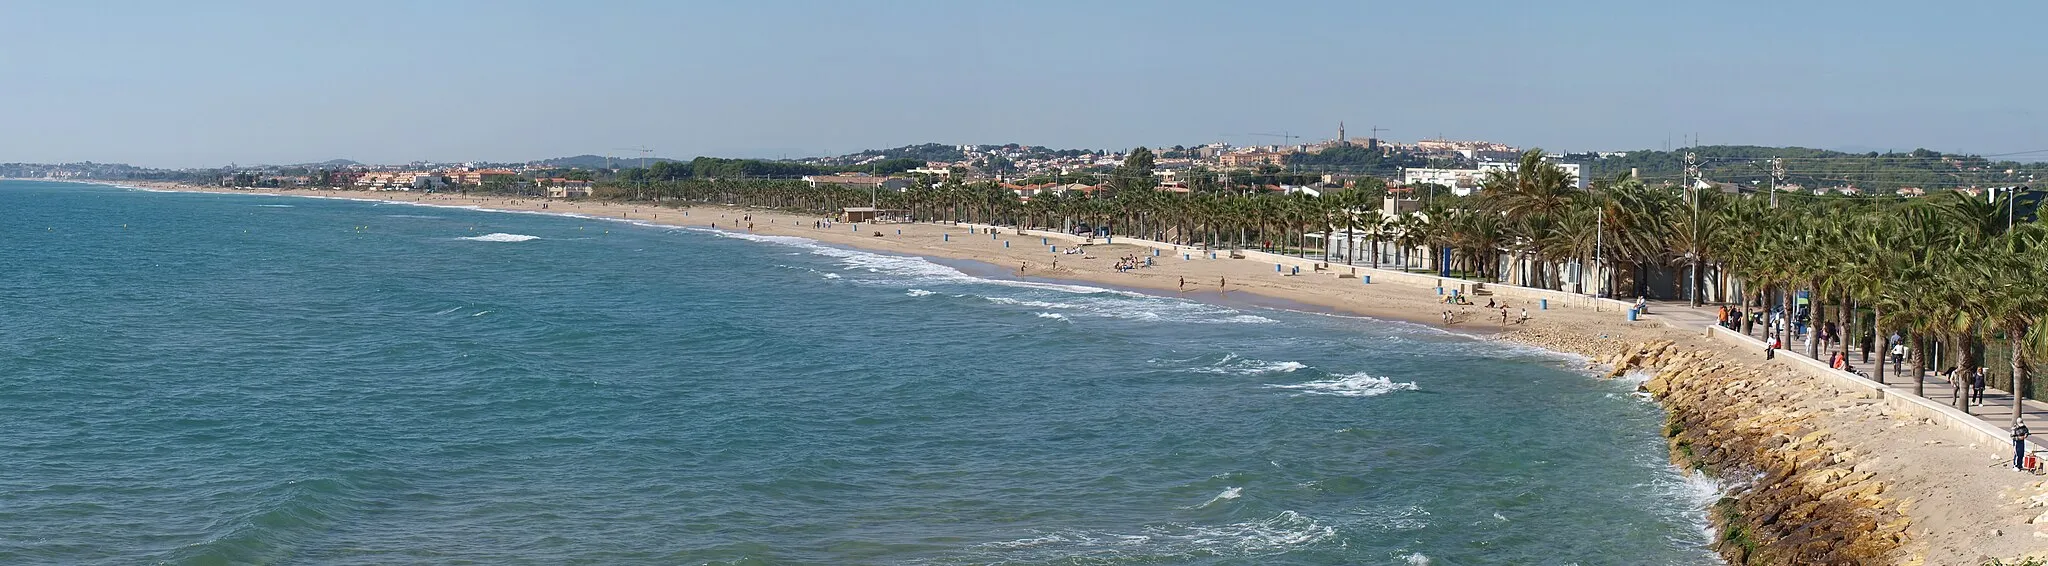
[1874,305,1887,385]
[2015,330,2029,424]
[1910,330,1924,397]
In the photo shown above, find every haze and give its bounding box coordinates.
[2,0,2043,168]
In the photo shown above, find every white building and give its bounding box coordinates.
[1400,160,1586,196]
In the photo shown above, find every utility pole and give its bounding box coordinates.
[1685,152,1702,308]
[614,146,653,200]
[1770,158,1785,208]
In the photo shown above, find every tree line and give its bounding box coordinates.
[486,148,2047,410]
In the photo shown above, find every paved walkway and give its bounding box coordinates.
[1642,299,2047,452]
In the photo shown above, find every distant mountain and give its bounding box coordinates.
[528,154,683,169]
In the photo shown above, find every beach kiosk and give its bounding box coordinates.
[841,207,881,223]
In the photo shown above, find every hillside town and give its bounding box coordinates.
[4,124,2040,202]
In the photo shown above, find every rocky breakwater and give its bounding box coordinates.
[1603,339,1910,565]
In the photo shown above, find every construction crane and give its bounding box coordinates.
[1242,132,1301,147]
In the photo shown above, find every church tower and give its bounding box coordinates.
[1338,122,1347,146]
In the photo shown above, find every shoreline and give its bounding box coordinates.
[32,180,2048,563]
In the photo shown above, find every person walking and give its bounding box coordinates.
[1972,368,1988,406]
[1889,341,1906,373]
[2013,420,2032,471]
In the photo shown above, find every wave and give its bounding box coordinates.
[983,295,1275,326]
[1191,354,1309,376]
[968,510,1334,561]
[255,204,294,208]
[1268,372,1416,397]
[1194,486,1242,508]
[383,214,442,219]
[905,289,934,297]
[1405,552,1432,565]
[457,233,539,242]
[1035,312,1068,321]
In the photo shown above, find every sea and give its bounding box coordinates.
[0,180,1722,565]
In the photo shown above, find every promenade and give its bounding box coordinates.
[1638,299,2048,453]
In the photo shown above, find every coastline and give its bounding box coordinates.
[47,181,2048,563]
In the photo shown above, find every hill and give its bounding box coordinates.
[1570,145,2046,192]
[529,154,684,169]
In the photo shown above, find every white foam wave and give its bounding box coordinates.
[1268,372,1416,397]
[384,214,442,219]
[905,289,935,297]
[1405,552,1432,565]
[470,310,490,317]
[970,511,1334,560]
[1195,486,1242,508]
[1035,312,1069,321]
[1192,355,1310,376]
[1349,505,1431,531]
[457,233,539,242]
[1614,369,1656,387]
[255,204,294,208]
[433,307,461,315]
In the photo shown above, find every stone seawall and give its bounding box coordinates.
[1611,340,1908,564]
[1507,330,1913,565]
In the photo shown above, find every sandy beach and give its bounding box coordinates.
[114,182,2048,563]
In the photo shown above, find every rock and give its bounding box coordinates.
[2032,509,2048,525]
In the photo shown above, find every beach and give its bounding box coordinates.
[112,182,2048,563]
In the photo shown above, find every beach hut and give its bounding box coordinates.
[841,207,881,223]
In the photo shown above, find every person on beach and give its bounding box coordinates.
[1765,336,1779,360]
[1179,276,1186,291]
[1519,307,1530,324]
[1219,277,1226,290]
[2013,421,2032,470]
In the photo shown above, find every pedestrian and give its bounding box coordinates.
[2013,420,2032,470]
[1178,276,1186,291]
[1765,336,1778,360]
[1889,341,1906,373]
[1500,306,1509,326]
[1972,368,1988,405]
[1219,276,1226,289]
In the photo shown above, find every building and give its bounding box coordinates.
[443,169,519,186]
[1400,160,1586,196]
[803,174,912,192]
[354,172,444,191]
[536,178,593,198]
[1218,151,1288,168]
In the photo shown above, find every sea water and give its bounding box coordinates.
[0,181,1721,565]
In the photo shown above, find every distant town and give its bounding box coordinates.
[6,125,2043,200]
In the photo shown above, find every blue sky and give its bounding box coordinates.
[2,0,2044,167]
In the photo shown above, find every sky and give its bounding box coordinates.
[2,0,2045,168]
